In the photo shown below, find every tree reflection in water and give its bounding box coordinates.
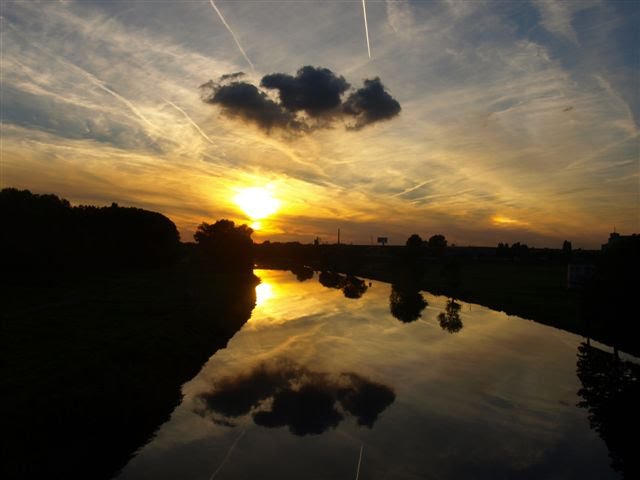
[318,271,368,299]
[438,299,463,334]
[389,284,428,323]
[194,358,395,436]
[290,265,314,282]
[576,342,640,478]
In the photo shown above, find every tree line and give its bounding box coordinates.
[1,188,260,273]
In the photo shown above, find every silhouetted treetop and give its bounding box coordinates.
[0,188,180,270]
[406,234,423,249]
[194,219,254,273]
[427,234,447,256]
[318,271,368,299]
[438,299,463,334]
[195,219,253,243]
[390,285,427,323]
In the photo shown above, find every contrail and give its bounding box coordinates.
[87,76,157,130]
[164,99,217,146]
[355,445,364,480]
[3,20,158,132]
[209,430,246,480]
[208,0,255,71]
[391,180,433,198]
[361,0,371,58]
[59,59,158,131]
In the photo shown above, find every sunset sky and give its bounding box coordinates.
[1,0,638,248]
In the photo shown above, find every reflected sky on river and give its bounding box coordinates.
[116,270,621,479]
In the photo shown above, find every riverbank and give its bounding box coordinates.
[255,242,637,357]
[364,262,636,358]
[0,265,258,479]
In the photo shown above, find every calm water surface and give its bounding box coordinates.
[116,269,623,479]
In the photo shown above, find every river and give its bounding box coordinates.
[115,269,632,479]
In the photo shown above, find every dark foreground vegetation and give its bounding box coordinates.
[0,189,257,479]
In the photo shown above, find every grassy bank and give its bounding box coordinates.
[0,265,257,480]
[417,260,582,332]
[257,241,637,356]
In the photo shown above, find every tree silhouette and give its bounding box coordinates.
[389,285,428,323]
[438,299,463,333]
[194,219,254,272]
[342,275,368,299]
[290,265,314,281]
[318,271,368,299]
[406,234,423,249]
[576,342,640,477]
[581,234,639,350]
[0,188,180,270]
[428,234,447,257]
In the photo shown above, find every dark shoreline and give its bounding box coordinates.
[255,242,638,358]
[0,266,258,480]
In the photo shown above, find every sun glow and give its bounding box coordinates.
[233,187,281,222]
[255,282,274,307]
[491,215,529,227]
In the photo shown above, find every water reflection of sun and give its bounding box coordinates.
[233,187,280,231]
[255,282,274,307]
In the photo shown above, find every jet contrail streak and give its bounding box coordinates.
[209,430,246,480]
[361,0,371,58]
[391,180,433,198]
[208,0,255,71]
[70,66,157,130]
[4,20,158,132]
[164,99,217,146]
[355,445,364,479]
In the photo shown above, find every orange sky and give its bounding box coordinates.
[1,1,638,248]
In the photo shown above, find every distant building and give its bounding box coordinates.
[601,232,640,251]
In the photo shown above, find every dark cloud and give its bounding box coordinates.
[261,66,350,116]
[220,71,245,82]
[194,358,395,436]
[343,77,402,130]
[200,66,401,133]
[203,81,301,132]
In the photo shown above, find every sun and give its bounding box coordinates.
[233,187,280,221]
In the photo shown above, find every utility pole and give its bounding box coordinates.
[338,228,341,245]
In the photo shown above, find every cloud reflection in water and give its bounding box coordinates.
[194,358,395,436]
